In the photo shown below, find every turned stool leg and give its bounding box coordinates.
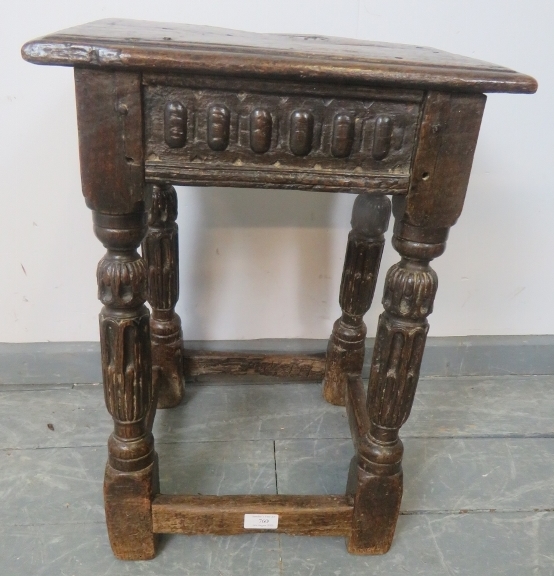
[346,214,447,554]
[94,211,159,560]
[323,193,391,406]
[142,184,185,409]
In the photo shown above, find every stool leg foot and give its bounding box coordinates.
[323,194,391,406]
[151,315,184,409]
[94,210,159,560]
[346,447,402,554]
[143,184,185,409]
[104,458,159,560]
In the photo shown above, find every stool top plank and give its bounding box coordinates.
[22,18,536,94]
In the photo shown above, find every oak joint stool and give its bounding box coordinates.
[22,19,537,560]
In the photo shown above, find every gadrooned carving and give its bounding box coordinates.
[143,183,184,408]
[290,110,314,156]
[146,84,421,189]
[250,109,272,153]
[332,113,355,158]
[164,101,187,148]
[207,104,230,151]
[372,115,393,160]
[382,260,438,320]
[97,253,148,308]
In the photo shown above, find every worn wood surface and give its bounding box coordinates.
[345,374,370,450]
[74,69,144,214]
[94,207,159,562]
[143,78,420,193]
[22,19,537,93]
[22,19,537,561]
[104,460,159,560]
[323,194,390,405]
[345,374,403,554]
[143,184,185,409]
[182,349,326,381]
[77,67,159,560]
[152,494,352,535]
[342,91,489,554]
[400,92,488,230]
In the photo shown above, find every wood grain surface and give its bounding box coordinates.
[152,494,353,535]
[22,19,537,93]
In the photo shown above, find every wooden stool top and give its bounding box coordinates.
[22,18,536,94]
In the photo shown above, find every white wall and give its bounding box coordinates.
[0,1,550,343]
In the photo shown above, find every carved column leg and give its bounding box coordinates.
[142,184,185,410]
[346,217,445,554]
[323,194,391,406]
[94,211,159,560]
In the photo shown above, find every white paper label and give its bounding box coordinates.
[243,514,279,529]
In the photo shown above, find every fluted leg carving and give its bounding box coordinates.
[323,194,391,406]
[142,184,185,410]
[94,211,159,560]
[347,218,445,555]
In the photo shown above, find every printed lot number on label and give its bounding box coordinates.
[244,514,279,529]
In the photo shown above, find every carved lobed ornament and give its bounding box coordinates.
[382,260,438,320]
[147,84,420,190]
[97,254,148,309]
[164,100,401,160]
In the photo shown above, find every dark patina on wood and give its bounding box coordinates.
[142,78,421,192]
[22,18,536,561]
[152,494,353,536]
[142,183,185,411]
[323,193,391,405]
[183,349,326,381]
[22,18,537,92]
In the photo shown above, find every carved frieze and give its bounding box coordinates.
[143,79,421,191]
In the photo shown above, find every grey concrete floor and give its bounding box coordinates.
[1,375,554,575]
